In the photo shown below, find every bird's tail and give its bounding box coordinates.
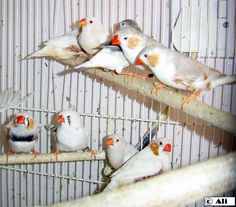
[23,46,51,60]
[212,75,236,88]
[74,61,91,72]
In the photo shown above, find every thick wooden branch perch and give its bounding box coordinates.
[77,68,236,134]
[0,151,105,165]
[48,152,236,207]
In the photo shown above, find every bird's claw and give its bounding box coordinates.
[151,82,164,95]
[87,148,97,159]
[5,150,14,163]
[181,92,200,109]
[54,149,60,161]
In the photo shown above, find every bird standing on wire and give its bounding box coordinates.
[4,112,41,162]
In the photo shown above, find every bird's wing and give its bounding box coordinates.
[0,89,34,112]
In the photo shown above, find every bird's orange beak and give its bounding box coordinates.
[112,35,120,45]
[58,115,65,124]
[164,143,172,152]
[79,18,87,27]
[16,115,25,124]
[106,137,114,146]
[135,58,144,65]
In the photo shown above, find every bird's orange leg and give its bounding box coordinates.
[181,91,201,109]
[54,149,61,161]
[151,82,165,95]
[87,148,97,159]
[31,148,40,158]
[5,149,14,163]
[120,71,147,82]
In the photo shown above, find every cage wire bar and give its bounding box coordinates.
[0,0,235,207]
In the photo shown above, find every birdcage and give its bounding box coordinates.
[0,0,235,206]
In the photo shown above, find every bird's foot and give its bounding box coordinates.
[94,68,103,75]
[86,148,97,159]
[5,150,14,163]
[31,148,39,158]
[64,45,81,53]
[181,92,200,109]
[121,71,147,82]
[54,149,60,161]
[151,82,165,95]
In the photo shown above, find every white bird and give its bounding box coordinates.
[74,46,129,74]
[5,112,41,161]
[111,27,159,65]
[113,19,142,33]
[135,45,236,106]
[105,134,138,170]
[25,30,88,65]
[55,109,94,159]
[78,17,111,55]
[0,88,34,112]
[104,138,172,191]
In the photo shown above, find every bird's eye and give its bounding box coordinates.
[90,20,93,24]
[121,22,125,26]
[124,37,128,40]
[159,141,163,145]
[144,54,148,58]
[116,139,119,142]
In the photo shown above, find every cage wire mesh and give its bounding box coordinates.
[0,0,235,206]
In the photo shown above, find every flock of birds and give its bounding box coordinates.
[1,17,235,191]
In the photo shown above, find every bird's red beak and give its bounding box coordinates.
[112,35,120,45]
[79,18,87,27]
[106,137,114,146]
[16,115,25,124]
[58,115,65,124]
[135,58,144,65]
[164,143,172,152]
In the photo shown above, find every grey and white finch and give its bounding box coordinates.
[104,138,172,191]
[74,46,129,74]
[5,112,41,156]
[136,45,236,103]
[113,19,142,33]
[78,17,111,55]
[56,109,89,153]
[105,134,138,170]
[26,30,88,65]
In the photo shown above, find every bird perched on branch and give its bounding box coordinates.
[104,134,138,176]
[25,30,88,66]
[74,45,129,74]
[78,17,111,55]
[135,45,236,107]
[4,112,41,162]
[55,109,95,159]
[103,138,172,191]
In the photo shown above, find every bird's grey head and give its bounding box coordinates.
[15,112,35,129]
[113,19,142,33]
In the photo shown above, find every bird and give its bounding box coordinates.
[55,109,95,159]
[4,112,41,162]
[105,134,138,170]
[113,19,142,33]
[74,45,129,74]
[0,88,34,112]
[135,45,236,107]
[78,17,111,55]
[111,27,159,79]
[103,138,172,191]
[25,30,88,66]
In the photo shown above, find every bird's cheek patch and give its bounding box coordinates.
[127,37,140,49]
[147,54,160,67]
[28,118,35,130]
[150,142,159,156]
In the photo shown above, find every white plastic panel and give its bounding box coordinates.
[0,0,235,206]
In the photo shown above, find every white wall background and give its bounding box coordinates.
[0,0,235,206]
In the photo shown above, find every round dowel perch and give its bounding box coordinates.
[81,69,236,134]
[0,151,105,165]
[47,152,236,207]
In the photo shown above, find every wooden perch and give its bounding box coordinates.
[77,68,236,134]
[0,151,105,165]
[47,152,236,207]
